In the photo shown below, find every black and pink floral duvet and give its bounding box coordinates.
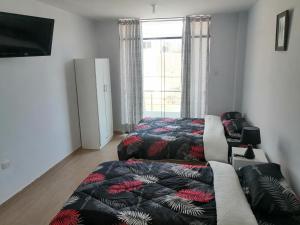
[118,117,207,162]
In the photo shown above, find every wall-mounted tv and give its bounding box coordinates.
[0,12,54,58]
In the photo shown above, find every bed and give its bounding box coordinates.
[118,115,228,163]
[50,160,262,225]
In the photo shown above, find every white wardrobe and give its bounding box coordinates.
[75,58,113,149]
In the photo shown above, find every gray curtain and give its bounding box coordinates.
[119,19,143,132]
[181,16,211,118]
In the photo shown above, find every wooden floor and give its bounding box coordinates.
[0,135,124,225]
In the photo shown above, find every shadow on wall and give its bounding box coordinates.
[286,8,294,51]
[110,59,121,132]
[96,20,122,132]
[277,136,294,190]
[64,60,81,149]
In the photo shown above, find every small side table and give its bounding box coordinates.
[231,147,268,170]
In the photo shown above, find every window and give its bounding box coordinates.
[142,19,183,118]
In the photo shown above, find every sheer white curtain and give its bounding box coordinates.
[119,19,143,132]
[181,16,211,118]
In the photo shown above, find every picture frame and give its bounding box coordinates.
[275,10,289,51]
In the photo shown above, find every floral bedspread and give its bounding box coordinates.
[118,118,206,162]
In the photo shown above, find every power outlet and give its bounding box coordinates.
[1,160,11,170]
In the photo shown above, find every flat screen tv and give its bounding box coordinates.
[0,12,54,58]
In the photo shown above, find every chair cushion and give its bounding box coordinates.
[222,120,241,139]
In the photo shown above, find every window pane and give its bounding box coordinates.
[144,77,162,92]
[165,77,181,92]
[142,20,183,38]
[164,91,181,114]
[164,39,182,78]
[143,40,162,77]
[144,91,163,117]
[142,20,182,118]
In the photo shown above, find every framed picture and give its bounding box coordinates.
[275,10,289,51]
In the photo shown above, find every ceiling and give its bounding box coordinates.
[37,0,257,20]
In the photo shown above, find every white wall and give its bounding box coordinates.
[96,13,248,131]
[242,0,300,193]
[0,0,98,204]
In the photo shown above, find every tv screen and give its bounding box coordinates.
[0,12,54,58]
